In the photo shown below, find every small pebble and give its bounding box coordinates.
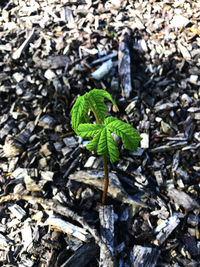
[140,133,149,149]
[44,69,56,80]
[170,15,190,28]
[189,75,199,85]
[161,121,171,134]
[12,72,24,82]
[84,156,96,168]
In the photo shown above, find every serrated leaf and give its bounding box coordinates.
[86,131,101,151]
[76,123,104,138]
[106,131,120,163]
[88,94,107,122]
[71,90,141,165]
[87,89,119,122]
[97,128,107,155]
[107,119,142,152]
[89,89,118,111]
[70,95,89,130]
[104,116,118,125]
[97,128,119,163]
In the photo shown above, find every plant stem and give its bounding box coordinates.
[88,99,109,205]
[102,154,109,205]
[88,99,102,124]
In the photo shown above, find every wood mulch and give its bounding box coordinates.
[0,0,200,266]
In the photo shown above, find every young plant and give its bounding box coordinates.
[71,89,142,204]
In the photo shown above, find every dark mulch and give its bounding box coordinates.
[0,0,199,266]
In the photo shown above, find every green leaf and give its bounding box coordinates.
[71,89,141,165]
[86,131,101,151]
[87,89,119,122]
[97,127,119,163]
[89,89,118,111]
[88,94,107,122]
[71,89,119,132]
[104,116,117,125]
[107,119,142,152]
[70,95,89,131]
[106,131,120,163]
[76,123,104,138]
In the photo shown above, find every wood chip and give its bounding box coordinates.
[99,205,115,267]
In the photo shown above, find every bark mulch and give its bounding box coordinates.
[0,0,200,266]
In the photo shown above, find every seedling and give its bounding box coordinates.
[71,89,142,204]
